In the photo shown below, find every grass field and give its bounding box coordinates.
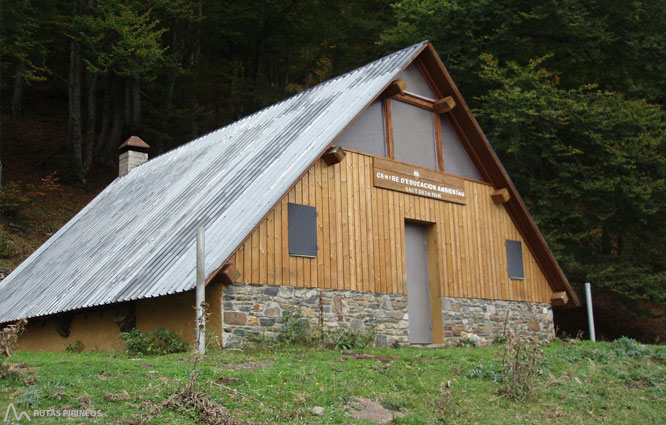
[1,339,664,424]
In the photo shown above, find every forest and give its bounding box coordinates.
[1,0,665,340]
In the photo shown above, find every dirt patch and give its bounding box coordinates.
[341,351,395,362]
[345,397,404,424]
[215,361,275,371]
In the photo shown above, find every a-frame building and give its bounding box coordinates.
[0,41,578,351]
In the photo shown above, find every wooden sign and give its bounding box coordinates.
[373,157,466,204]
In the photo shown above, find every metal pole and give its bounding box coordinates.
[196,226,206,355]
[585,282,596,342]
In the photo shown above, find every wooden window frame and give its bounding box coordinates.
[385,92,446,173]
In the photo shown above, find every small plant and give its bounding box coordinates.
[327,327,376,350]
[0,232,17,258]
[1,319,27,357]
[42,379,68,401]
[17,387,41,408]
[119,328,189,356]
[612,336,649,358]
[279,312,317,346]
[496,334,545,400]
[460,337,478,348]
[66,340,84,353]
[0,182,33,216]
[467,362,501,382]
[493,333,508,344]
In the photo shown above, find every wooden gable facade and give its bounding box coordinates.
[223,43,573,309]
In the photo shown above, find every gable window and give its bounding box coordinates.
[505,239,524,280]
[334,59,484,181]
[288,203,318,258]
[337,99,386,157]
[440,115,481,180]
[392,100,437,169]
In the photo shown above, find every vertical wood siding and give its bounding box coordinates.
[230,151,551,303]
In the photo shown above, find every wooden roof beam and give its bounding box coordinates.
[383,79,407,98]
[434,96,456,114]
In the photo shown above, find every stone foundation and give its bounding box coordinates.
[441,297,554,345]
[221,283,554,347]
[221,283,409,347]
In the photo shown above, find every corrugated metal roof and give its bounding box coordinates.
[0,41,427,323]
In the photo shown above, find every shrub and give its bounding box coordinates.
[612,336,649,358]
[279,312,318,346]
[0,182,33,216]
[327,327,376,350]
[0,232,17,258]
[496,334,545,399]
[65,340,84,353]
[1,319,27,357]
[493,333,508,344]
[119,328,189,356]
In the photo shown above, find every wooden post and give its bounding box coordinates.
[196,226,206,355]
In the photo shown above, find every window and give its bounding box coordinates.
[392,100,438,169]
[336,99,386,156]
[505,239,524,280]
[288,203,318,257]
[400,63,436,100]
[440,116,481,180]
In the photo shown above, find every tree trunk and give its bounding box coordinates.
[10,61,26,115]
[124,78,132,129]
[105,84,125,167]
[69,39,85,183]
[95,76,111,158]
[190,0,202,138]
[131,73,141,131]
[82,70,97,176]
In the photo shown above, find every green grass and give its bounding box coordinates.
[1,339,665,424]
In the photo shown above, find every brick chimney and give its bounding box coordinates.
[118,136,150,177]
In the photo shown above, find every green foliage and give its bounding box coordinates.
[493,333,508,345]
[467,362,501,382]
[65,340,84,353]
[279,312,318,347]
[0,182,33,216]
[119,327,189,356]
[327,327,376,350]
[459,338,478,348]
[612,337,649,359]
[17,387,41,409]
[475,55,666,304]
[0,233,18,259]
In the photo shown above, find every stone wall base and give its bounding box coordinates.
[441,297,554,346]
[221,283,554,347]
[222,283,409,347]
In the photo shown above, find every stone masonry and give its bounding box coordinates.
[222,282,409,347]
[221,283,555,347]
[441,297,554,345]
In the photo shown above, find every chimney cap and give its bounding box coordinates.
[119,136,150,153]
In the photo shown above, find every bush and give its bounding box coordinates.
[65,340,84,353]
[279,312,319,346]
[0,182,33,216]
[327,327,376,350]
[1,319,27,357]
[119,328,189,356]
[612,336,649,358]
[0,232,17,258]
[496,335,545,399]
